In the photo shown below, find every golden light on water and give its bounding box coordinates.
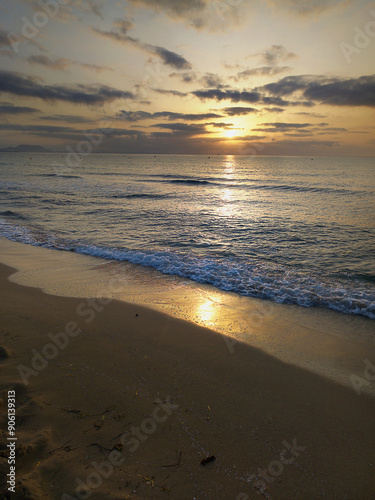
[196,299,217,324]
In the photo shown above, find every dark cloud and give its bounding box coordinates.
[169,72,197,83]
[260,75,314,96]
[295,111,326,118]
[223,106,258,116]
[117,111,153,122]
[127,0,206,16]
[170,71,229,88]
[192,88,311,107]
[0,124,79,134]
[150,46,191,69]
[154,122,208,134]
[154,111,222,120]
[253,122,317,132]
[264,107,285,113]
[199,73,227,88]
[152,88,188,97]
[117,110,223,122]
[0,102,39,114]
[304,75,375,107]
[206,122,234,129]
[0,123,143,141]
[261,96,300,107]
[0,70,134,105]
[252,122,349,135]
[192,89,261,103]
[40,114,94,123]
[261,74,375,107]
[0,30,10,47]
[261,45,296,65]
[193,74,375,109]
[93,20,191,69]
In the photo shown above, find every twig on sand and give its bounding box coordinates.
[124,482,140,499]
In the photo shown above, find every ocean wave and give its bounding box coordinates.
[144,177,363,195]
[111,193,171,199]
[0,221,373,319]
[0,210,28,220]
[168,179,213,185]
[35,174,84,179]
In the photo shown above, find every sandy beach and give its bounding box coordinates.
[0,242,375,499]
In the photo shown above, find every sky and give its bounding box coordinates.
[0,0,374,156]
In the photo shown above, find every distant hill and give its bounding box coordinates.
[0,144,50,153]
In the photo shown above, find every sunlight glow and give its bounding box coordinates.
[197,299,216,324]
[224,129,237,138]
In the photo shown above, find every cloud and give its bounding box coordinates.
[264,107,285,113]
[0,102,39,114]
[295,111,326,118]
[259,45,296,66]
[253,122,319,132]
[192,88,310,107]
[192,89,261,103]
[128,0,349,22]
[26,54,112,73]
[0,123,79,134]
[0,70,134,105]
[223,106,259,116]
[40,114,94,123]
[251,122,350,135]
[117,111,153,122]
[153,122,208,134]
[117,110,223,122]
[261,74,375,107]
[267,0,350,17]
[304,75,375,107]
[170,71,230,88]
[154,111,222,120]
[169,72,197,83]
[193,74,375,108]
[126,0,206,16]
[233,66,291,81]
[152,88,188,97]
[206,122,234,129]
[150,46,191,69]
[0,123,143,141]
[93,20,191,69]
[199,73,227,88]
[245,45,297,69]
[0,29,10,47]
[125,0,250,30]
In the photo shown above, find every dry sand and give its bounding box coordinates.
[0,253,375,498]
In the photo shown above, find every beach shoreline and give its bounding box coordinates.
[0,240,375,498]
[0,237,374,393]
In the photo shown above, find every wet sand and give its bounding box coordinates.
[0,241,375,498]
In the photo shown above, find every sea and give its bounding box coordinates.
[0,153,374,319]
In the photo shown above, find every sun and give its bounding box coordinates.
[224,129,237,139]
